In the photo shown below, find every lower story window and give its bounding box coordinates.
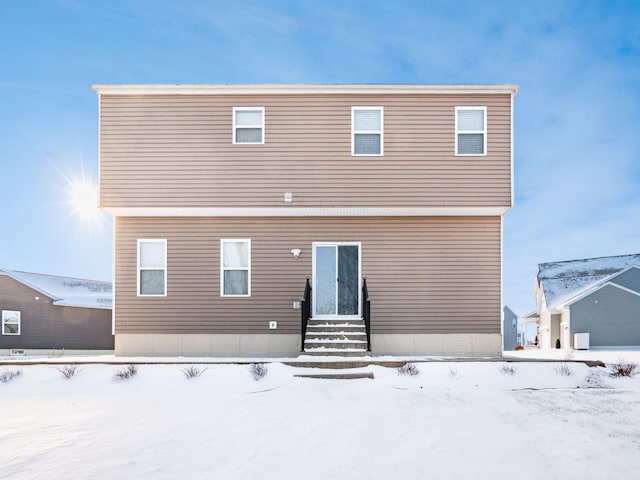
[2,310,20,335]
[138,239,167,296]
[221,239,251,296]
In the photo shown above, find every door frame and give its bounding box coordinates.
[312,242,362,319]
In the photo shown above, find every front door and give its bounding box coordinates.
[313,243,361,318]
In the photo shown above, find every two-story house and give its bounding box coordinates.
[93,84,517,357]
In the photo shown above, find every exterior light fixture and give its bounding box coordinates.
[291,248,301,259]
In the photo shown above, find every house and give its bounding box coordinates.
[503,306,518,351]
[93,83,517,357]
[0,269,113,355]
[530,253,640,349]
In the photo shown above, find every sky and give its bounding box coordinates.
[0,0,639,316]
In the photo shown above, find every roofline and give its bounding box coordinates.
[91,83,519,97]
[1,269,111,287]
[549,265,640,309]
[537,252,640,271]
[0,269,57,302]
[565,280,640,308]
[0,269,112,310]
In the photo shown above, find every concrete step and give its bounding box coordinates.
[294,372,374,380]
[306,318,365,327]
[304,339,367,350]
[286,360,407,369]
[306,324,365,333]
[301,348,369,357]
[304,332,366,341]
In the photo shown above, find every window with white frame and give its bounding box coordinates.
[221,239,251,296]
[233,107,264,144]
[2,310,20,335]
[455,106,486,155]
[138,239,167,296]
[352,107,383,155]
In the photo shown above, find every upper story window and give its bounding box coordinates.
[138,239,167,296]
[233,107,264,144]
[352,107,383,156]
[221,239,251,297]
[455,106,486,155]
[2,310,20,335]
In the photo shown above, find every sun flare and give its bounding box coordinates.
[70,181,99,220]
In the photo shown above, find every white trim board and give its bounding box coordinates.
[92,84,519,97]
[103,206,511,217]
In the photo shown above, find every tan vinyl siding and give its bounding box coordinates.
[99,94,512,209]
[114,216,501,335]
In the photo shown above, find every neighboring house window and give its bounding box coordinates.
[138,239,167,296]
[2,310,20,335]
[233,107,264,144]
[352,107,383,155]
[455,106,486,155]
[221,239,251,297]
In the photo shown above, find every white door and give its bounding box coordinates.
[313,243,361,319]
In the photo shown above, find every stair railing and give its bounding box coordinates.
[362,278,371,351]
[300,278,311,352]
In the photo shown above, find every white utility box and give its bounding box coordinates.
[574,332,590,350]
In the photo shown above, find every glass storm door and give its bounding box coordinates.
[313,243,360,318]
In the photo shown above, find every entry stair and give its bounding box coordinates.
[302,318,368,357]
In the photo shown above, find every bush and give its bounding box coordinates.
[499,364,517,376]
[609,358,638,378]
[448,367,460,380]
[57,364,80,379]
[0,369,22,383]
[114,364,138,381]
[249,363,268,381]
[583,370,609,388]
[514,345,525,351]
[397,362,420,376]
[555,362,574,377]
[181,365,207,379]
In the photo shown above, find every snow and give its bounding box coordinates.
[1,269,112,309]
[537,253,640,309]
[1,358,640,479]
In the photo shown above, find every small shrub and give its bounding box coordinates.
[609,358,638,378]
[114,364,138,381]
[397,362,420,376]
[448,367,460,380]
[514,345,525,351]
[181,365,207,379]
[0,369,22,383]
[555,362,574,377]
[583,370,609,388]
[499,364,517,376]
[249,363,268,381]
[57,365,80,379]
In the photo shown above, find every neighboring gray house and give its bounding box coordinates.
[530,254,640,349]
[0,269,113,354]
[503,306,518,351]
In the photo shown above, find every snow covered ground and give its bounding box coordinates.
[1,359,639,479]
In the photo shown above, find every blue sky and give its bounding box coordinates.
[1,0,639,316]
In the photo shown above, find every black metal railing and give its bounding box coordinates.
[300,278,311,352]
[362,278,371,351]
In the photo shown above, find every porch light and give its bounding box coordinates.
[291,249,301,259]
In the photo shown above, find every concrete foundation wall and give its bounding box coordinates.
[116,333,502,357]
[115,333,300,357]
[372,333,502,357]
